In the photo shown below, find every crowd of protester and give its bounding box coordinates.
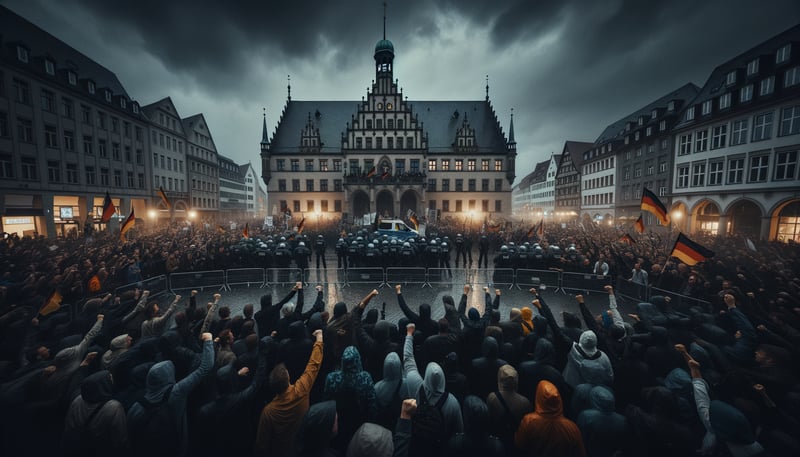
[0,219,799,456]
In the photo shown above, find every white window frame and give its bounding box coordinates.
[748,155,769,183]
[711,124,728,149]
[752,112,773,141]
[679,134,692,155]
[726,71,736,86]
[16,45,28,63]
[785,66,800,88]
[774,150,798,181]
[701,100,712,115]
[691,162,706,187]
[727,157,744,184]
[44,59,55,75]
[695,130,708,152]
[731,119,749,145]
[760,76,775,96]
[708,161,724,186]
[685,107,695,121]
[676,165,690,188]
[776,44,791,64]
[747,59,759,76]
[719,93,731,110]
[780,106,800,136]
[740,84,753,103]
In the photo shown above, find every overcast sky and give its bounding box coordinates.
[4,0,800,183]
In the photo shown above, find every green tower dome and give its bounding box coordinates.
[375,39,394,53]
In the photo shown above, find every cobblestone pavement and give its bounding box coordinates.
[162,253,637,327]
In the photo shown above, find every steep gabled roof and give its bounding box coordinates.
[0,5,128,96]
[560,141,594,171]
[268,99,509,153]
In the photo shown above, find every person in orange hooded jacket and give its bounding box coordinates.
[515,380,586,457]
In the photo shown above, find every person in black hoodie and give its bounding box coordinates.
[293,399,339,457]
[195,335,272,457]
[62,369,129,457]
[469,336,508,400]
[253,283,299,338]
[445,395,505,457]
[395,284,438,340]
[278,321,314,383]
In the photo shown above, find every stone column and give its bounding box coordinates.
[760,216,771,241]
[717,215,729,237]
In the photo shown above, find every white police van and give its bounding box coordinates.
[376,219,420,240]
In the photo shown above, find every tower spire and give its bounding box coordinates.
[287,75,291,101]
[383,1,387,40]
[508,108,515,143]
[485,75,489,101]
[261,107,269,145]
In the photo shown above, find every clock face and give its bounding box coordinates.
[386,102,393,110]
[377,102,383,110]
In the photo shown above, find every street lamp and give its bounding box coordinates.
[188,210,197,220]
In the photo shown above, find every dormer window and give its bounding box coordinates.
[646,126,653,136]
[16,45,29,63]
[87,80,95,94]
[659,120,667,131]
[686,107,696,121]
[68,71,77,85]
[726,71,737,86]
[701,100,712,115]
[120,98,127,109]
[44,59,55,75]
[651,109,658,119]
[667,101,675,112]
[719,93,731,110]
[776,44,791,64]
[638,116,645,126]
[132,102,139,114]
[104,90,112,102]
[747,58,759,76]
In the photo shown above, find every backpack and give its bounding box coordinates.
[411,385,448,453]
[132,386,179,457]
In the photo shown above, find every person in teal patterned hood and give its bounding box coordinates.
[323,345,377,453]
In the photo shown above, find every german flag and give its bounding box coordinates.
[641,187,669,225]
[101,192,115,223]
[634,214,645,234]
[670,233,715,266]
[536,219,544,237]
[39,290,62,316]
[297,217,305,233]
[618,233,636,245]
[242,223,250,239]
[409,213,419,230]
[366,166,376,178]
[381,170,390,180]
[119,208,135,241]
[158,187,171,210]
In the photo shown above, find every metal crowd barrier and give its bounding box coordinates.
[386,267,427,287]
[649,286,711,311]
[492,268,516,289]
[170,270,226,291]
[561,272,611,293]
[515,269,561,292]
[344,267,385,288]
[301,268,337,286]
[270,267,302,286]
[226,268,266,288]
[114,274,169,299]
[427,267,457,286]
[616,276,649,303]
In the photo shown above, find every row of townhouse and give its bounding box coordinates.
[0,6,264,238]
[513,24,800,242]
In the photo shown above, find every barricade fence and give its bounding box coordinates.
[102,268,708,314]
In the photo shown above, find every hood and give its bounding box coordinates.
[562,311,582,329]
[589,385,616,414]
[110,334,130,350]
[144,360,176,403]
[297,400,338,450]
[419,303,432,320]
[535,380,564,417]
[710,400,756,445]
[462,395,490,435]
[481,336,499,359]
[498,364,518,391]
[333,301,348,319]
[346,422,393,457]
[533,337,556,366]
[650,295,668,312]
[664,368,692,393]
[532,315,548,339]
[422,362,446,404]
[373,320,393,342]
[468,307,481,320]
[81,370,114,404]
[650,326,669,344]
[287,320,306,340]
[442,295,455,308]
[308,312,325,332]
[341,346,363,374]
[520,307,533,322]
[382,352,402,382]
[260,293,272,310]
[363,308,379,324]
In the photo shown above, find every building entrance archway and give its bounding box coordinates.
[352,191,370,219]
[399,191,418,218]
[728,200,762,238]
[376,190,394,217]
